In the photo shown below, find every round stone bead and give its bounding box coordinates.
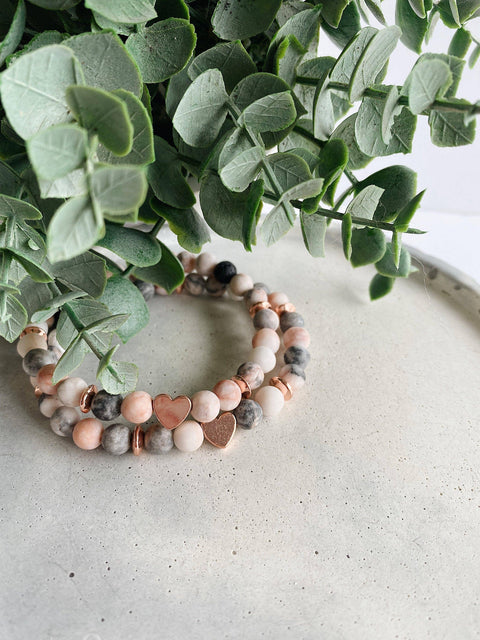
[252,328,280,353]
[253,308,279,331]
[196,252,217,276]
[191,390,220,423]
[30,376,38,388]
[91,389,123,421]
[38,394,63,418]
[22,348,56,376]
[279,364,306,391]
[57,377,88,407]
[37,363,58,395]
[229,273,254,297]
[46,316,56,328]
[177,251,196,273]
[101,423,131,455]
[254,282,270,294]
[173,420,204,452]
[72,418,104,450]
[212,379,242,411]
[244,287,268,307]
[248,346,276,373]
[283,326,310,349]
[268,291,289,308]
[47,329,64,354]
[184,273,205,296]
[213,260,237,284]
[205,275,226,297]
[233,399,263,430]
[284,345,311,368]
[50,406,79,437]
[121,391,153,424]
[154,285,168,296]
[255,386,285,417]
[134,280,155,301]
[144,424,173,454]
[236,362,264,390]
[280,311,305,334]
[17,332,47,357]
[48,346,62,362]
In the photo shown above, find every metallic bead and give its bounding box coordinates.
[274,302,296,316]
[79,384,98,413]
[231,375,252,399]
[269,376,293,401]
[34,385,42,398]
[248,300,272,317]
[132,425,144,456]
[20,326,47,340]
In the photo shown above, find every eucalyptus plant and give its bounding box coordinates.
[0,0,479,393]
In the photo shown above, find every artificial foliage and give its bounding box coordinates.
[0,0,479,393]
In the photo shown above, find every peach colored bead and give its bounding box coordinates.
[154,285,168,296]
[72,417,104,450]
[16,332,47,357]
[37,363,58,395]
[213,379,242,411]
[252,328,281,353]
[173,420,204,452]
[255,386,285,417]
[268,291,289,307]
[190,390,220,423]
[248,346,276,373]
[279,365,306,391]
[283,326,311,349]
[245,288,268,306]
[46,316,56,328]
[121,391,153,424]
[177,251,196,273]
[196,252,217,276]
[39,396,63,418]
[229,273,254,297]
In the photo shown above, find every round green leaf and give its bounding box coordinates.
[369,273,395,300]
[133,242,184,293]
[212,0,282,39]
[0,0,26,67]
[189,41,257,93]
[354,165,417,222]
[375,242,412,277]
[90,166,148,214]
[99,275,149,343]
[27,124,88,181]
[47,196,104,262]
[84,0,156,25]
[96,223,162,267]
[350,227,387,267]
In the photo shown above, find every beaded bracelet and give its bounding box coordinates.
[17,251,311,456]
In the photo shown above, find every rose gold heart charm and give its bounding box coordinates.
[153,394,191,430]
[202,412,236,449]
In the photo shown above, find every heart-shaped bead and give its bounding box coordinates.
[153,394,191,430]
[202,412,236,449]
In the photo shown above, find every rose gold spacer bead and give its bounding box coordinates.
[248,300,272,318]
[20,326,48,340]
[79,384,97,413]
[132,425,144,456]
[34,386,42,398]
[231,375,252,399]
[269,376,293,401]
[274,302,296,316]
[175,283,185,294]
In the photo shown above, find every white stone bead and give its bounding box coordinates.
[248,346,277,373]
[57,377,87,407]
[30,376,38,388]
[47,329,64,354]
[252,328,281,353]
[229,273,254,297]
[190,390,220,423]
[196,252,217,276]
[255,386,285,417]
[39,395,63,418]
[17,333,47,357]
[173,420,204,452]
[268,291,289,307]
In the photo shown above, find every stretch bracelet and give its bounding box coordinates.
[17,251,311,455]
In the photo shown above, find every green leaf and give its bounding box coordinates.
[125,18,196,84]
[300,211,327,258]
[212,0,282,40]
[218,128,252,171]
[147,136,195,209]
[396,0,428,53]
[52,335,87,382]
[66,86,133,157]
[84,0,156,24]
[260,201,295,246]
[350,227,387,267]
[55,298,110,349]
[449,28,472,58]
[349,26,402,102]
[268,7,321,63]
[38,170,87,200]
[395,190,425,231]
[403,52,464,98]
[313,73,335,142]
[134,241,184,293]
[330,27,378,86]
[99,274,149,343]
[364,0,387,24]
[173,69,229,148]
[376,242,411,277]
[282,179,323,201]
[429,103,476,146]
[156,0,189,19]
[96,344,119,379]
[242,180,264,252]
[355,165,417,223]
[91,166,147,214]
[165,65,192,117]
[98,360,138,395]
[27,124,88,181]
[321,1,361,49]
[0,195,41,220]
[97,223,161,267]
[7,30,64,65]
[220,146,265,192]
[408,59,452,114]
[98,90,154,166]
[25,0,79,7]
[0,44,83,140]
[321,0,351,27]
[47,196,104,262]
[264,152,312,192]
[30,290,87,323]
[469,43,480,68]
[0,0,26,67]
[51,252,107,298]
[0,292,27,342]
[239,91,296,134]
[345,185,384,226]
[64,31,142,97]
[316,138,349,207]
[408,0,428,18]
[355,98,417,157]
[381,86,402,144]
[369,273,395,300]
[392,230,402,268]
[5,241,52,284]
[331,114,371,171]
[342,211,352,260]
[189,41,256,93]
[274,34,306,87]
[150,200,210,253]
[16,278,52,320]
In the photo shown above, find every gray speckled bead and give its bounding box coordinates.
[184,273,205,296]
[22,348,57,376]
[236,361,264,390]
[50,406,79,438]
[284,345,310,368]
[280,311,305,334]
[233,399,263,430]
[101,423,131,455]
[205,275,226,297]
[144,424,174,454]
[253,282,270,294]
[253,308,279,331]
[91,389,123,421]
[134,280,155,301]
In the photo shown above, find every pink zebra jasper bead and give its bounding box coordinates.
[173,420,204,452]
[121,391,153,424]
[283,327,311,349]
[72,418,104,450]
[248,346,276,373]
[268,292,289,308]
[279,364,306,391]
[196,252,217,276]
[57,377,88,407]
[229,274,254,297]
[213,379,242,411]
[252,328,280,353]
[177,251,196,273]
[255,386,285,417]
[190,390,220,423]
[37,363,58,395]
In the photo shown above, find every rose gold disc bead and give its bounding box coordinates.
[274,302,296,316]
[20,326,47,340]
[248,300,272,318]
[132,426,144,456]
[231,375,252,399]
[34,386,42,398]
[269,376,293,401]
[79,384,98,413]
